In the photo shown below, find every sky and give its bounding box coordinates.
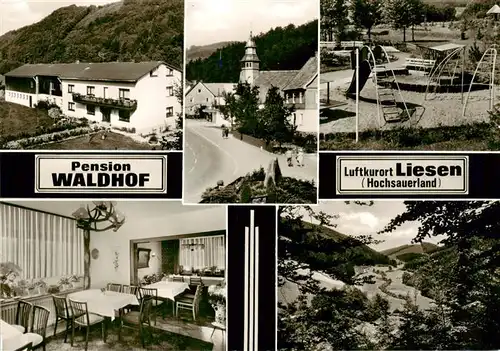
[306,201,446,252]
[0,0,120,35]
[186,0,318,47]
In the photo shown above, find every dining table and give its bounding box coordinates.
[67,289,139,321]
[142,281,190,314]
[0,318,31,351]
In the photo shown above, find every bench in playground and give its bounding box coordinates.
[404,58,436,70]
[340,41,364,50]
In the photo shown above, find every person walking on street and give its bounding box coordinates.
[285,149,293,167]
[221,125,225,139]
[224,127,229,138]
[297,148,304,167]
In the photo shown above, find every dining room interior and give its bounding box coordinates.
[0,200,227,351]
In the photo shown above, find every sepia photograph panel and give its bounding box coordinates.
[0,0,183,151]
[319,0,500,151]
[184,0,319,205]
[0,201,227,350]
[227,205,276,351]
[278,200,500,350]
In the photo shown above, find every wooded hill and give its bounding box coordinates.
[282,220,396,268]
[186,41,236,62]
[381,242,440,259]
[0,0,183,75]
[185,20,318,83]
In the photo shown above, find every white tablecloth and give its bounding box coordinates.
[142,281,189,301]
[0,318,29,351]
[67,289,139,321]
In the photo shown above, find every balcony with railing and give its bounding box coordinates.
[72,93,138,111]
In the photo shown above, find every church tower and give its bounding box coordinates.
[239,32,260,85]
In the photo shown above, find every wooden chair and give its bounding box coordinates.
[12,300,33,333]
[190,276,203,286]
[176,284,203,320]
[122,285,139,296]
[52,295,72,343]
[138,287,163,324]
[106,283,122,292]
[172,276,184,282]
[22,305,50,351]
[69,299,105,351]
[122,285,139,312]
[210,322,226,350]
[119,296,153,348]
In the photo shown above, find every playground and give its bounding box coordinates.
[320,43,498,138]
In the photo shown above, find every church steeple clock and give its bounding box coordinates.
[239,31,260,85]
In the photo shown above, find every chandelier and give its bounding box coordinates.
[72,201,125,232]
[181,242,205,251]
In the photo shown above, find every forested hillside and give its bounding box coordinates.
[279,210,395,282]
[186,41,236,62]
[0,0,183,75]
[185,20,318,83]
[381,242,439,258]
[279,202,500,350]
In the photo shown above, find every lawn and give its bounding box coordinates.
[34,131,153,150]
[0,100,54,137]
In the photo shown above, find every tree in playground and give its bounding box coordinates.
[384,0,425,42]
[321,0,350,42]
[351,0,384,42]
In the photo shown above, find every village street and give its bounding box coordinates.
[184,119,318,203]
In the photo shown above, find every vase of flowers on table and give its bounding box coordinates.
[208,283,226,326]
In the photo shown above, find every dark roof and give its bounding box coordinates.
[284,55,318,90]
[240,53,260,62]
[5,62,178,82]
[254,70,298,101]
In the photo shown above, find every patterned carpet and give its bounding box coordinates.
[45,323,214,351]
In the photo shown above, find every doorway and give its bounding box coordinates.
[101,107,111,123]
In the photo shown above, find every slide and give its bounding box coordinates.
[346,59,372,96]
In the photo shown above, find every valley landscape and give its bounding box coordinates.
[278,201,500,350]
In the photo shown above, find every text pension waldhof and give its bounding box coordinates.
[35,155,167,193]
[336,155,468,195]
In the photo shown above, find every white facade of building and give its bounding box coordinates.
[5,62,181,133]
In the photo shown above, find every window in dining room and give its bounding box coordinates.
[178,235,225,273]
[0,202,85,283]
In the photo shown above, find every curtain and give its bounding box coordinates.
[0,203,84,280]
[179,235,225,270]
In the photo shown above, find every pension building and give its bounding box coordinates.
[4,61,181,133]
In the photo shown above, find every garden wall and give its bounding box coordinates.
[231,130,268,149]
[382,81,489,93]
